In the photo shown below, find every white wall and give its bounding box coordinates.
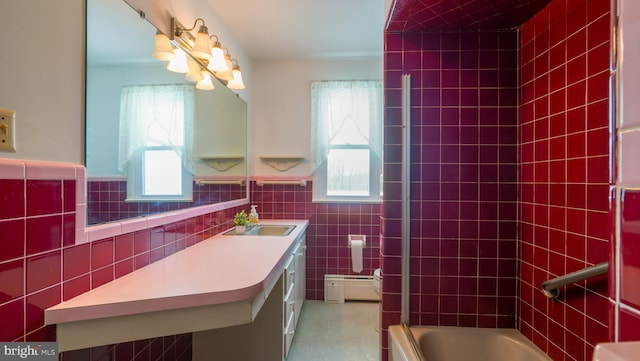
[251,58,382,177]
[0,0,84,163]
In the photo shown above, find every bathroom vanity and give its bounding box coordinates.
[193,224,306,360]
[45,219,308,360]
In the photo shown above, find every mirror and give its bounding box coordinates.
[85,0,247,225]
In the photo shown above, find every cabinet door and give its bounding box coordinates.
[294,235,306,325]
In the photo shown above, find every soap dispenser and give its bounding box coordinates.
[249,205,259,225]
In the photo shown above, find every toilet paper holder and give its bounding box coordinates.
[348,234,366,248]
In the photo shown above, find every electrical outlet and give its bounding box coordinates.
[0,108,16,152]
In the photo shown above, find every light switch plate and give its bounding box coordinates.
[0,107,16,152]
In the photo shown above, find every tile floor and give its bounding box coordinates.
[286,300,380,361]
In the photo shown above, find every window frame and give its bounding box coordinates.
[312,80,383,204]
[126,145,193,202]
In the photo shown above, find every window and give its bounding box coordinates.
[118,84,195,201]
[311,80,383,202]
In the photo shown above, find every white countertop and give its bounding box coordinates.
[45,219,308,351]
[593,341,640,361]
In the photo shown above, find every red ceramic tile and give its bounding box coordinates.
[63,179,76,213]
[91,265,114,289]
[0,179,25,220]
[26,251,61,294]
[115,259,134,279]
[62,213,75,247]
[150,226,164,250]
[25,215,62,256]
[91,238,114,271]
[587,71,610,103]
[134,229,151,255]
[0,299,24,341]
[133,252,150,270]
[619,308,640,341]
[63,274,90,301]
[115,233,134,262]
[621,190,640,309]
[26,180,62,217]
[0,259,25,304]
[63,244,90,281]
[0,219,25,262]
[25,286,60,335]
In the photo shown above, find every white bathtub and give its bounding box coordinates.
[389,325,551,361]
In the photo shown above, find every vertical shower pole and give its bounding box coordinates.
[401,73,411,325]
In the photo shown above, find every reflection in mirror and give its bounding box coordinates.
[85,0,247,225]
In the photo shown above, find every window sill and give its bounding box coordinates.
[125,198,194,203]
[312,197,382,204]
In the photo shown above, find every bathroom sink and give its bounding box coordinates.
[224,225,296,236]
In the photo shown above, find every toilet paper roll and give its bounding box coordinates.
[351,240,364,273]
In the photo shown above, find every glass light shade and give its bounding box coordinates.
[167,48,189,73]
[207,43,229,72]
[185,58,204,82]
[196,71,215,90]
[216,55,234,81]
[227,65,245,90]
[152,31,175,61]
[191,27,212,59]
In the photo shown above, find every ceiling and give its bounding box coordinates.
[89,0,551,66]
[206,0,386,61]
[387,0,550,31]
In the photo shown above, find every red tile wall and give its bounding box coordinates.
[618,190,640,341]
[387,0,550,31]
[518,1,612,360]
[0,164,245,361]
[382,28,520,359]
[250,180,381,300]
[87,179,245,224]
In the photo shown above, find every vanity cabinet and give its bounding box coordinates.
[192,229,306,361]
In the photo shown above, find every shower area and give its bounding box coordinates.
[380,0,613,360]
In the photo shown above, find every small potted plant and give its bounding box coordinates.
[233,210,249,234]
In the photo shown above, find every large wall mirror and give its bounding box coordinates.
[85,0,248,225]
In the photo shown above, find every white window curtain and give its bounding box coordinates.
[118,84,195,174]
[310,80,383,173]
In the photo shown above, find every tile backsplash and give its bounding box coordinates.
[0,159,243,360]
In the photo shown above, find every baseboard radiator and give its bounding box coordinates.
[324,274,379,303]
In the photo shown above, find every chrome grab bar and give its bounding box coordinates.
[542,262,608,299]
[195,179,245,186]
[256,179,307,186]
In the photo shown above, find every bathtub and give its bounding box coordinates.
[388,325,551,361]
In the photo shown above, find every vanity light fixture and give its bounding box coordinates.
[185,57,205,82]
[207,35,229,72]
[215,48,234,81]
[166,48,189,73]
[174,18,212,59]
[151,30,175,61]
[162,17,246,90]
[227,59,245,90]
[196,71,215,90]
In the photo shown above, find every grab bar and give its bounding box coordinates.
[195,179,245,186]
[256,179,307,187]
[542,262,608,299]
